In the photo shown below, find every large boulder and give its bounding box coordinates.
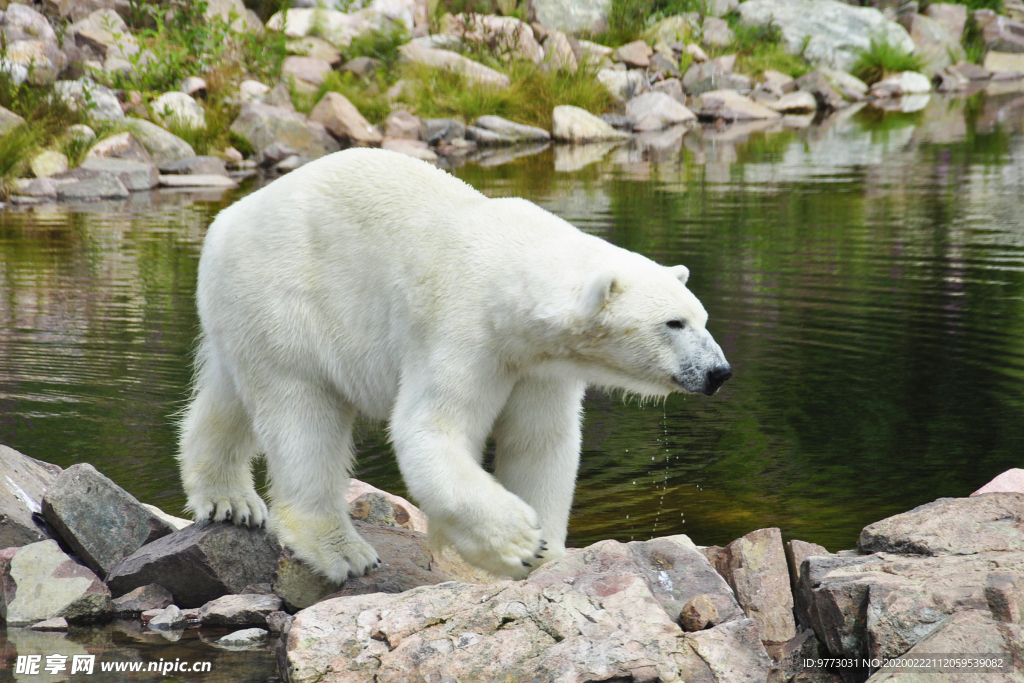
[693,89,782,121]
[106,522,281,608]
[860,494,1024,555]
[973,469,1024,495]
[440,14,543,64]
[70,9,138,60]
[472,116,550,143]
[975,11,1024,54]
[198,593,282,627]
[41,463,174,578]
[284,535,768,683]
[0,540,111,626]
[124,119,197,167]
[624,91,697,131]
[151,92,206,130]
[230,103,340,160]
[924,3,967,41]
[53,79,124,121]
[797,67,868,109]
[308,92,382,146]
[597,68,649,102]
[551,105,631,142]
[0,445,61,549]
[398,43,511,88]
[902,13,964,75]
[702,528,797,644]
[738,0,915,72]
[0,106,26,136]
[532,0,611,34]
[265,8,373,48]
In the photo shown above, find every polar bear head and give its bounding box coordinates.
[566,256,731,398]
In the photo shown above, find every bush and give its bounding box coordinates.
[851,36,926,85]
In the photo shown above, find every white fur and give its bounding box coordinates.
[177,149,728,581]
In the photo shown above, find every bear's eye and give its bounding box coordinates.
[666,319,684,330]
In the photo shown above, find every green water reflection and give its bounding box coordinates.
[2,95,1023,566]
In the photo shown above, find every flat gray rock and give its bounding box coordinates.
[79,158,159,191]
[124,119,196,167]
[217,627,267,648]
[56,174,129,201]
[230,102,339,159]
[859,494,1024,555]
[0,444,61,549]
[106,522,281,608]
[474,115,550,142]
[42,463,173,578]
[158,174,238,188]
[159,156,228,176]
[148,604,185,631]
[0,540,111,626]
[112,584,174,614]
[199,593,282,626]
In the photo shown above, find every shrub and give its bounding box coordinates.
[851,36,926,85]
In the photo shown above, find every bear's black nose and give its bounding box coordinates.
[704,364,732,395]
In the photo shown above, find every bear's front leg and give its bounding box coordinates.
[391,372,546,579]
[492,375,586,566]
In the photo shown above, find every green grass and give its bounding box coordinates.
[961,16,986,65]
[397,60,615,129]
[726,19,809,78]
[309,71,393,124]
[851,36,926,85]
[587,0,706,47]
[342,24,409,71]
[960,0,1002,11]
[0,124,38,195]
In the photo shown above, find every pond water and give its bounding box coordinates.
[2,91,1024,679]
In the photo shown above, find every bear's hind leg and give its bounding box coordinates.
[178,349,268,527]
[492,376,586,566]
[255,383,379,583]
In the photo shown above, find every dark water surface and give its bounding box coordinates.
[2,95,1024,565]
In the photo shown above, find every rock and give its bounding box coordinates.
[577,39,615,66]
[287,36,342,66]
[286,535,764,683]
[384,110,422,140]
[649,14,699,45]
[151,91,206,130]
[340,56,380,78]
[181,76,207,97]
[54,79,124,121]
[272,546,343,612]
[399,44,511,88]
[421,118,466,144]
[124,119,197,167]
[0,540,111,626]
[924,3,967,41]
[650,51,681,79]
[29,617,69,631]
[762,70,797,95]
[71,9,138,59]
[282,56,333,89]
[986,572,1023,623]
[866,610,1022,682]
[767,91,818,113]
[976,11,1024,54]
[542,30,577,72]
[256,142,299,168]
[465,126,515,146]
[0,106,26,136]
[652,77,686,104]
[112,584,174,614]
[694,89,782,121]
[4,40,59,85]
[160,156,228,176]
[973,469,1024,495]
[624,91,697,131]
[217,627,267,647]
[798,550,1024,660]
[860,494,1024,555]
[239,79,271,104]
[0,445,60,549]
[158,174,238,188]
[199,593,282,626]
[440,14,543,64]
[267,610,294,634]
[680,594,719,631]
[532,0,611,33]
[870,70,933,97]
[204,0,263,32]
[985,51,1024,75]
[597,68,650,102]
[79,158,160,191]
[785,540,830,628]
[552,105,632,142]
[936,65,972,91]
[106,522,281,608]
[616,39,653,68]
[11,178,58,199]
[147,604,185,631]
[56,174,130,201]
[381,137,438,161]
[797,68,863,109]
[681,54,735,94]
[41,464,173,577]
[702,17,735,48]
[686,43,710,63]
[705,528,796,644]
[903,13,963,75]
[707,0,739,17]
[230,103,340,160]
[266,8,374,48]
[86,132,153,163]
[738,0,915,72]
[473,115,550,142]
[308,92,382,146]
[3,3,58,44]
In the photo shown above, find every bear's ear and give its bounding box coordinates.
[670,264,690,286]
[578,271,619,318]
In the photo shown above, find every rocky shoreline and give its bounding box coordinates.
[2,443,1023,682]
[2,0,1024,206]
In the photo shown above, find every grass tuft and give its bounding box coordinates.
[726,18,809,78]
[851,36,926,85]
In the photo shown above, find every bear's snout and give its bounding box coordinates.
[704,363,732,395]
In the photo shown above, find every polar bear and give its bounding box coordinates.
[177,148,730,581]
